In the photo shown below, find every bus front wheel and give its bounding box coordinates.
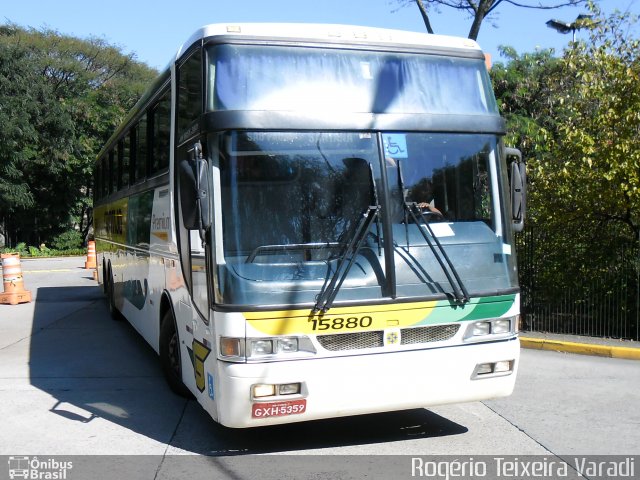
[159,310,193,399]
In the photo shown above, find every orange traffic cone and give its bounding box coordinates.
[0,253,32,305]
[85,241,97,269]
[85,241,99,281]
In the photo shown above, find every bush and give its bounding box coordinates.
[1,244,86,257]
[50,230,83,251]
[15,242,28,256]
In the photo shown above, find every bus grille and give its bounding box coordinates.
[317,331,384,351]
[316,324,460,351]
[400,324,460,344]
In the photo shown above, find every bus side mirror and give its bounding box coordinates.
[179,141,211,233]
[506,148,526,233]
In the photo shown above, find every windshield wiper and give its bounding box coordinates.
[313,206,379,313]
[397,161,470,305]
[313,162,381,313]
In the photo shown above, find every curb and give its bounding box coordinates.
[520,337,640,361]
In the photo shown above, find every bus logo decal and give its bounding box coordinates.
[188,339,211,392]
[384,328,401,346]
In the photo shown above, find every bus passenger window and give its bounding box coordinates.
[100,157,108,198]
[129,128,137,184]
[150,90,170,174]
[136,115,148,181]
[109,150,116,194]
[177,49,202,139]
[119,137,130,189]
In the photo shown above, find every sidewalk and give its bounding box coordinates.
[520,331,640,360]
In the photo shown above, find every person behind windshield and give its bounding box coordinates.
[407,175,443,217]
[416,199,442,216]
[385,156,443,219]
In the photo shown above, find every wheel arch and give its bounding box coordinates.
[159,290,175,332]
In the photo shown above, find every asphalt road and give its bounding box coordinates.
[0,257,638,479]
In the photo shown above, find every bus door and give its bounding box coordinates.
[176,136,215,398]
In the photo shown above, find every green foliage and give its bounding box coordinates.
[491,47,562,161]
[493,4,640,317]
[50,230,83,251]
[544,6,640,244]
[0,245,86,257]
[0,24,157,248]
[14,243,28,256]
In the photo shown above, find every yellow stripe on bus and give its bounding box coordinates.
[244,301,438,336]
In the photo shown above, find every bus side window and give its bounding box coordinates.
[109,150,116,195]
[129,127,137,184]
[100,157,107,198]
[150,89,171,175]
[136,115,148,182]
[177,48,202,139]
[94,160,101,202]
[119,137,130,190]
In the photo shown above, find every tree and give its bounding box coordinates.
[0,25,157,247]
[490,46,562,160]
[398,0,586,40]
[535,5,640,244]
[488,3,639,248]
[490,5,639,336]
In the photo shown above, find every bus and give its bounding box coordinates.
[93,23,526,428]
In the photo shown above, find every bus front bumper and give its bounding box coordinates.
[213,337,520,428]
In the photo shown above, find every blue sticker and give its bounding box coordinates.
[207,372,215,400]
[382,134,408,159]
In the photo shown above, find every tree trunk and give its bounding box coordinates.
[468,0,496,40]
[416,0,435,34]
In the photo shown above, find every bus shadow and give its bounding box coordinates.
[172,404,468,455]
[27,286,467,455]
[28,285,188,450]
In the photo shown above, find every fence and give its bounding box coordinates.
[516,227,640,341]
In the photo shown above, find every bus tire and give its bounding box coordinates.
[106,265,122,321]
[160,310,193,398]
[102,262,108,294]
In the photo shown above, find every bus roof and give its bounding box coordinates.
[175,23,483,61]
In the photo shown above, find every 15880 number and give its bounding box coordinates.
[308,316,373,331]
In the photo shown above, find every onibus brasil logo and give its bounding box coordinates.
[8,456,73,479]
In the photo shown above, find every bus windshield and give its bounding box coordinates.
[208,44,497,115]
[213,131,517,307]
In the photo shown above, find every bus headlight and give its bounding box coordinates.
[464,317,516,342]
[252,384,277,398]
[471,360,515,379]
[248,337,302,356]
[250,339,274,356]
[251,382,302,399]
[277,337,299,353]
[491,319,511,334]
[220,336,315,362]
[470,321,491,336]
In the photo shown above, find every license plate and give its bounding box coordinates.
[252,399,307,418]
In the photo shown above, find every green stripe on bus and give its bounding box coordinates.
[416,294,516,325]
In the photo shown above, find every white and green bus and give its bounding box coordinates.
[93,23,526,428]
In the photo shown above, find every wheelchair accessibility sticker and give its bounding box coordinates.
[382,133,408,158]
